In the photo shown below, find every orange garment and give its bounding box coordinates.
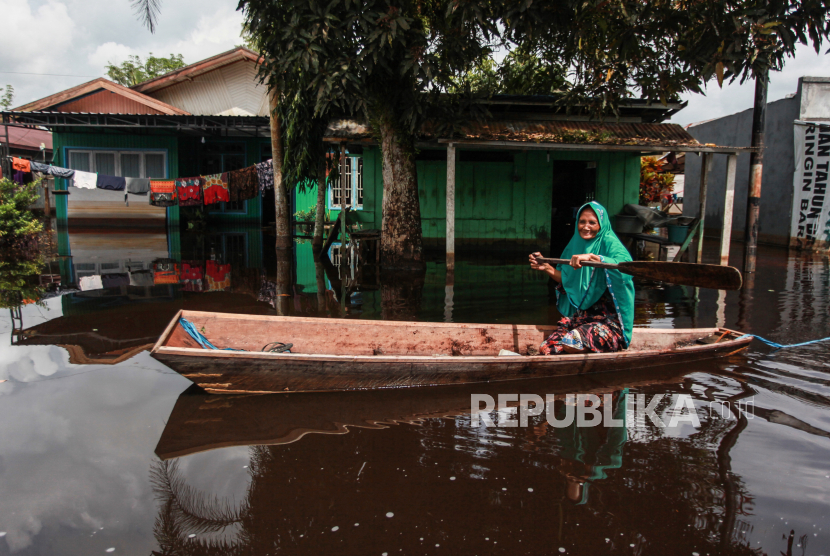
[12,157,31,172]
[205,261,232,291]
[202,173,230,205]
[153,262,180,285]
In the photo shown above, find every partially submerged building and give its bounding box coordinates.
[684,76,830,248]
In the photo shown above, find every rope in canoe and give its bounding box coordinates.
[179,317,292,353]
[735,334,830,350]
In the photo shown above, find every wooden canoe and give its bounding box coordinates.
[149,310,751,394]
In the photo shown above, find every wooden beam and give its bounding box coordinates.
[446,142,456,270]
[696,153,711,263]
[672,218,701,262]
[435,139,748,155]
[340,142,348,252]
[720,154,738,266]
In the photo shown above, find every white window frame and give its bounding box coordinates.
[329,156,363,210]
[66,149,168,178]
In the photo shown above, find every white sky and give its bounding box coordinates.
[1,0,828,123]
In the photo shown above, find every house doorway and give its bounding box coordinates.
[549,161,596,256]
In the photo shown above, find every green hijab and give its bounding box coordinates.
[556,201,635,347]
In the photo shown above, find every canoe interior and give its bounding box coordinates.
[161,310,727,357]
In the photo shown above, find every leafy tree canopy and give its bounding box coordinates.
[106,53,186,87]
[1,85,13,110]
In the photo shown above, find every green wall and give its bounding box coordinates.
[293,146,641,248]
[51,132,180,225]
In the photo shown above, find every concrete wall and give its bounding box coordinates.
[684,94,800,245]
[799,77,830,120]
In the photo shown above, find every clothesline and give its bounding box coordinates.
[9,156,275,208]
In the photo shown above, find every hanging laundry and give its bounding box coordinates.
[12,170,33,185]
[176,177,204,207]
[180,261,205,292]
[255,159,275,191]
[149,180,178,207]
[126,177,151,194]
[97,174,126,191]
[128,270,154,287]
[72,170,98,189]
[12,157,31,173]
[228,166,258,202]
[202,173,230,205]
[153,260,180,285]
[79,275,103,291]
[29,161,75,179]
[101,273,130,288]
[205,260,232,291]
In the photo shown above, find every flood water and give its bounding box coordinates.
[2,227,830,555]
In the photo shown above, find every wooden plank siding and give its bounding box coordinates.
[51,132,179,227]
[292,146,641,252]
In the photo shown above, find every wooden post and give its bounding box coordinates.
[269,88,289,249]
[446,143,456,271]
[340,142,348,257]
[720,154,738,266]
[744,68,769,274]
[696,153,711,263]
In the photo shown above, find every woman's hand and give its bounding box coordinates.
[530,252,561,282]
[529,252,552,272]
[569,253,602,269]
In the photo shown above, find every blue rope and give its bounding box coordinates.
[735,333,830,350]
[179,317,243,351]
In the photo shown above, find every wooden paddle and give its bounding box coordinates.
[535,257,743,290]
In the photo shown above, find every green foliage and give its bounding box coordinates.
[1,85,13,110]
[0,177,44,243]
[640,157,674,205]
[452,48,569,96]
[294,204,329,223]
[0,258,44,309]
[106,53,186,87]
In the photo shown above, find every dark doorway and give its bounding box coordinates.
[549,161,596,256]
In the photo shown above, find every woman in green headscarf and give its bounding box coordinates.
[529,201,635,354]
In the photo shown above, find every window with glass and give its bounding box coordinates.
[65,150,167,178]
[330,157,363,209]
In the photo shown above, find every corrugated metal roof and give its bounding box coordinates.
[4,126,52,151]
[324,119,700,147]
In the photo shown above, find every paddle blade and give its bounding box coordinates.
[618,261,743,290]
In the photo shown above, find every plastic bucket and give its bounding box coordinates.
[613,215,644,234]
[667,224,689,243]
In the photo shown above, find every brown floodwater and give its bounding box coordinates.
[1,229,829,555]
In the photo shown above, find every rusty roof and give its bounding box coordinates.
[324,119,702,148]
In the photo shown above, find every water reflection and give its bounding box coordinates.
[2,227,830,554]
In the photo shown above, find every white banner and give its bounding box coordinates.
[790,121,830,250]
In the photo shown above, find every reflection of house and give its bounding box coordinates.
[685,76,830,246]
[5,47,271,229]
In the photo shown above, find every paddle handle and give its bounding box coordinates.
[535,257,619,271]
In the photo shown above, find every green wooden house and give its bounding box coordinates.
[298,98,699,258]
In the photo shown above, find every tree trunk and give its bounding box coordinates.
[312,158,326,252]
[269,88,290,250]
[377,118,424,269]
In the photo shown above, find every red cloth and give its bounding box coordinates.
[12,157,31,173]
[202,173,230,205]
[176,178,204,207]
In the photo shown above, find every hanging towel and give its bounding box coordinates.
[176,177,204,207]
[202,173,230,205]
[12,157,31,173]
[149,180,177,207]
[13,170,32,185]
[228,166,258,202]
[205,260,232,291]
[126,177,151,194]
[255,159,275,191]
[153,260,180,284]
[72,170,98,189]
[97,174,126,191]
[101,273,130,288]
[29,161,75,178]
[129,270,155,287]
[79,275,103,291]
